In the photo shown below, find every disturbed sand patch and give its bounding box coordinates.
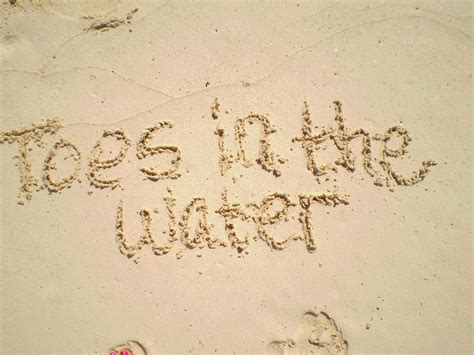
[269,311,348,355]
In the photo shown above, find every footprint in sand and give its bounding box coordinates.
[268,311,348,354]
[30,0,124,19]
[108,340,147,355]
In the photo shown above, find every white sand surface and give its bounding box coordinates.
[1,1,472,354]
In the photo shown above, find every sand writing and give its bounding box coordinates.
[215,113,286,176]
[1,100,436,261]
[136,121,182,181]
[298,191,350,253]
[0,118,62,201]
[88,129,131,189]
[293,101,437,189]
[115,187,348,263]
[44,138,82,192]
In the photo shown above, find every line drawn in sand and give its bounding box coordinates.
[268,311,348,354]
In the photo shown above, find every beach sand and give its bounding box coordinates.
[1,1,472,354]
